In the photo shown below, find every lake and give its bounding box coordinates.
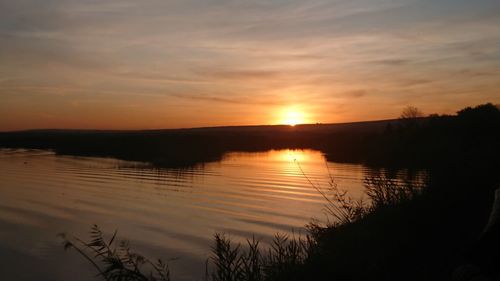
[0,149,424,281]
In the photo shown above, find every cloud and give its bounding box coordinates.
[342,90,367,98]
[369,59,412,66]
[170,93,283,106]
[194,69,284,81]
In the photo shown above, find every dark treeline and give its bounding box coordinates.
[360,103,500,169]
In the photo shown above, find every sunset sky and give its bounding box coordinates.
[1,0,499,130]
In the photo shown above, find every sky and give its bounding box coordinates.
[0,0,499,130]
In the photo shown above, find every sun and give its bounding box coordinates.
[279,107,307,126]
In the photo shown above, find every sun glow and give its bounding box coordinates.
[279,107,308,126]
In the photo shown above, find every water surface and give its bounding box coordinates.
[0,149,423,280]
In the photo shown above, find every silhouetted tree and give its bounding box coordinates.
[400,106,423,120]
[399,106,423,128]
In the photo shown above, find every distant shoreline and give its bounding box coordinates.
[0,118,396,134]
[0,119,396,168]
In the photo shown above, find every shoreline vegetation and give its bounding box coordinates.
[59,171,426,281]
[3,103,500,280]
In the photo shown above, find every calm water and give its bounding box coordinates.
[0,149,424,281]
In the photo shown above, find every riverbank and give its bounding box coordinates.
[302,169,498,281]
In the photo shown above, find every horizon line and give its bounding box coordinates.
[0,118,403,133]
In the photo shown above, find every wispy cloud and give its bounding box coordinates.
[170,93,283,106]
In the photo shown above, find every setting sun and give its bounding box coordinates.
[278,107,308,126]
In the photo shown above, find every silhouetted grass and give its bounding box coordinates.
[59,225,170,281]
[296,161,368,226]
[61,173,423,281]
[205,171,431,281]
[207,233,313,281]
[364,175,422,210]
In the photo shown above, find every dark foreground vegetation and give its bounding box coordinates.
[10,103,500,280]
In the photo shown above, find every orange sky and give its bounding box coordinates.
[0,0,499,131]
